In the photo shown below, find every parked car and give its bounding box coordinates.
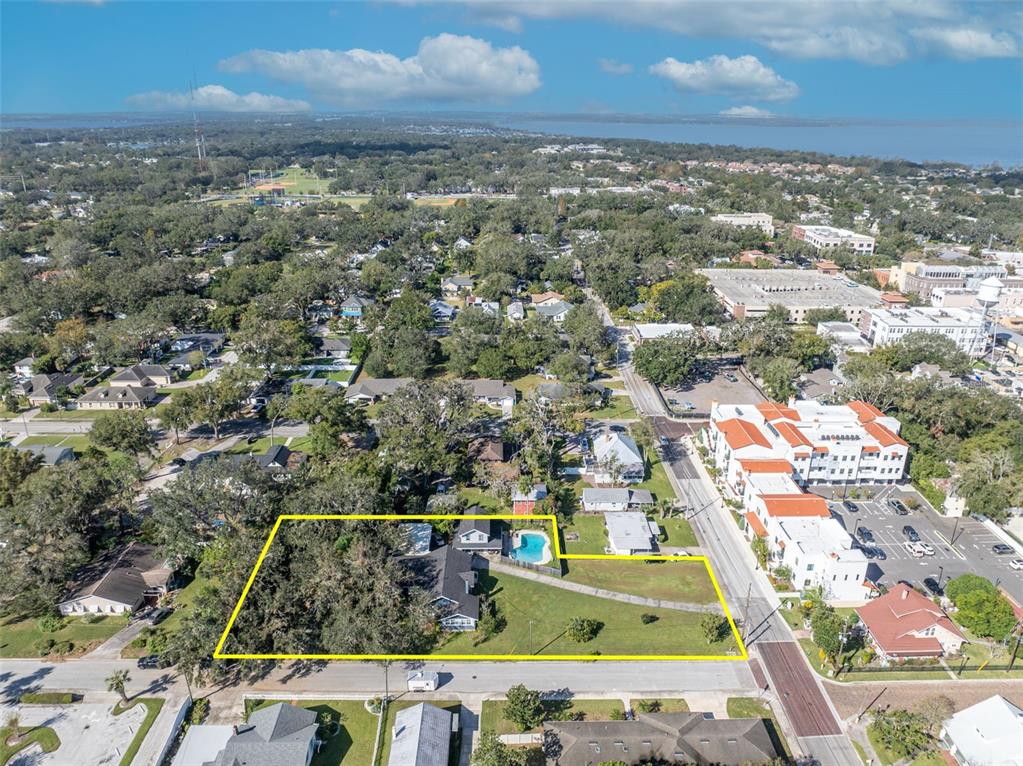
[922,577,944,597]
[682,401,696,411]
[842,500,858,513]
[903,541,925,557]
[902,525,920,542]
[872,546,887,561]
[150,607,173,625]
[130,606,154,623]
[888,499,910,515]
[1010,559,1023,571]
[992,544,1014,555]
[724,373,739,383]
[856,526,874,543]
[137,655,160,669]
[915,542,935,556]
[862,546,877,560]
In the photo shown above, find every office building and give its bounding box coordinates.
[710,212,775,237]
[858,307,987,355]
[791,225,875,254]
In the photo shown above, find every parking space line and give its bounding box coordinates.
[933,531,965,560]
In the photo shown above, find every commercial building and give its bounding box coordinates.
[709,400,909,489]
[632,322,694,342]
[931,283,1023,318]
[858,307,987,356]
[817,321,872,353]
[892,262,1007,299]
[697,269,882,324]
[791,225,875,254]
[710,212,775,237]
[940,695,1023,766]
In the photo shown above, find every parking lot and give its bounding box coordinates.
[812,485,1023,597]
[659,361,766,416]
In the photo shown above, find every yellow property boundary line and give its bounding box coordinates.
[213,514,748,662]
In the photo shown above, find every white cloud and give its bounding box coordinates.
[219,34,541,106]
[650,54,799,101]
[125,84,310,113]
[720,105,774,117]
[911,26,1020,58]
[599,58,634,75]
[400,1,1020,64]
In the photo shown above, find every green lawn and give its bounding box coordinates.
[227,437,276,454]
[558,515,608,554]
[635,456,676,502]
[561,559,718,604]
[583,397,638,420]
[0,614,128,658]
[631,698,689,713]
[480,698,624,735]
[377,700,461,766]
[725,698,792,762]
[248,699,378,766]
[509,374,546,396]
[32,409,100,420]
[437,570,737,657]
[459,486,505,511]
[18,433,96,455]
[0,725,61,764]
[657,516,697,548]
[114,698,164,766]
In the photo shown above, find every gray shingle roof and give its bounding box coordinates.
[208,703,318,766]
[400,545,479,621]
[60,542,170,608]
[387,703,452,766]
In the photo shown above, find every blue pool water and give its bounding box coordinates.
[511,533,547,564]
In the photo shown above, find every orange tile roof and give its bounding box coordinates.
[862,445,880,453]
[864,421,908,448]
[739,459,794,474]
[756,401,800,422]
[848,400,884,423]
[855,584,965,657]
[774,420,812,448]
[744,512,768,538]
[716,418,771,450]
[759,494,831,518]
[880,292,910,304]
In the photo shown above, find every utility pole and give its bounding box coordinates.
[950,517,961,547]
[741,583,753,642]
[856,686,887,722]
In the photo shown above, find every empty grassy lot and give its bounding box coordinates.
[561,559,718,604]
[0,614,128,658]
[437,570,737,657]
[480,698,625,735]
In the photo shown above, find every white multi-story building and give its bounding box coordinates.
[710,212,775,237]
[708,400,909,490]
[930,285,1023,318]
[792,225,875,254]
[858,306,986,355]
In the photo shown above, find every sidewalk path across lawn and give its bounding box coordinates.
[476,558,724,614]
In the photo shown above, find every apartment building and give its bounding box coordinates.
[791,225,875,254]
[708,400,909,490]
[858,306,987,355]
[893,262,1008,299]
[697,269,882,324]
[710,212,775,237]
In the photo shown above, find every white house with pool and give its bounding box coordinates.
[508,530,553,565]
[604,512,660,555]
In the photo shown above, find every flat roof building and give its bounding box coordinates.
[858,307,987,356]
[792,225,875,254]
[697,269,882,324]
[894,262,1008,299]
[710,212,774,237]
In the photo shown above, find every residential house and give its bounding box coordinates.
[464,296,500,317]
[165,333,225,371]
[13,356,34,378]
[534,300,573,323]
[513,483,548,515]
[110,364,173,387]
[581,488,654,513]
[453,514,504,553]
[855,583,967,660]
[441,275,474,297]
[345,378,413,403]
[507,301,525,321]
[453,236,473,251]
[14,444,76,466]
[543,712,779,766]
[233,445,304,475]
[339,296,375,318]
[58,542,172,615]
[465,378,516,414]
[940,695,1023,766]
[387,703,454,766]
[316,337,352,361]
[78,384,156,410]
[474,437,512,463]
[401,545,480,631]
[24,372,85,406]
[531,291,565,307]
[429,299,457,323]
[202,703,319,766]
[170,724,235,766]
[587,431,645,485]
[604,511,660,555]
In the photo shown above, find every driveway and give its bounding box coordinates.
[84,619,150,660]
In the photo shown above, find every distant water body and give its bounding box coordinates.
[494,116,1023,168]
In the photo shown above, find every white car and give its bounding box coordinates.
[903,541,925,558]
[915,542,935,556]
[1010,559,1023,571]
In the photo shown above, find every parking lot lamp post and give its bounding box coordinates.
[950,518,961,546]
[937,565,945,589]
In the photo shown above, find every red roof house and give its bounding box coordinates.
[855,584,966,660]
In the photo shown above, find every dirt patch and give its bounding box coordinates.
[825,678,1023,719]
[254,182,294,190]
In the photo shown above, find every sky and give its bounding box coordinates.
[2,0,1022,121]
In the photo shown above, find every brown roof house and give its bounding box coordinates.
[543,712,779,766]
[78,384,156,410]
[58,542,172,615]
[855,583,967,660]
[24,372,85,406]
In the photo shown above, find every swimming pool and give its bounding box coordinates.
[510,532,549,564]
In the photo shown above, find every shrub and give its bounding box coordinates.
[37,614,66,633]
[51,641,73,655]
[81,613,104,624]
[640,613,658,625]
[565,617,603,643]
[130,636,148,649]
[39,403,57,413]
[34,638,55,656]
[636,699,661,713]
[609,707,626,721]
[188,698,209,726]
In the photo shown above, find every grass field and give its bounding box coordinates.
[17,433,95,454]
[725,697,792,761]
[558,515,609,554]
[436,570,737,657]
[114,698,164,766]
[635,456,676,502]
[658,516,698,548]
[583,396,639,420]
[31,408,101,420]
[248,699,378,766]
[459,486,505,511]
[561,559,718,604]
[480,698,625,735]
[0,614,128,658]
[631,698,689,713]
[377,700,461,766]
[0,724,60,764]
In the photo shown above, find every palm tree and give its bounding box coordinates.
[4,712,21,742]
[106,670,130,705]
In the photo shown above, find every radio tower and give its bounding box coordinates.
[189,80,208,173]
